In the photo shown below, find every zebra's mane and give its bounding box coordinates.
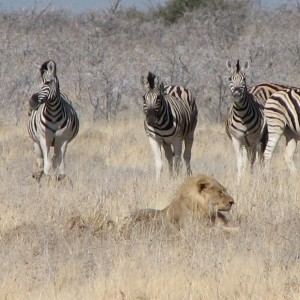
[147,72,156,89]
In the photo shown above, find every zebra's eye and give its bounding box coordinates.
[228,77,232,81]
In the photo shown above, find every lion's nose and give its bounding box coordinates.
[229,199,234,205]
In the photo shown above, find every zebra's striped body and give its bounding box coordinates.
[28,60,79,181]
[248,82,295,107]
[141,72,198,180]
[225,60,267,183]
[264,88,300,171]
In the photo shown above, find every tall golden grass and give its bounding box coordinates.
[0,113,300,299]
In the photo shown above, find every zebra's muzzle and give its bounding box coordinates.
[146,115,157,126]
[232,89,243,98]
[29,93,40,110]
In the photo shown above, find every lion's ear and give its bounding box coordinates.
[197,178,212,192]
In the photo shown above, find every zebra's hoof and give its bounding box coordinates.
[32,171,43,182]
[57,175,73,187]
[57,174,66,181]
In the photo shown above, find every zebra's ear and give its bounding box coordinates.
[226,60,232,71]
[159,81,165,95]
[155,75,161,88]
[243,61,250,72]
[47,60,57,77]
[140,75,148,90]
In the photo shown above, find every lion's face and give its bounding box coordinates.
[196,176,234,214]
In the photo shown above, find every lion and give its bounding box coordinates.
[122,174,235,235]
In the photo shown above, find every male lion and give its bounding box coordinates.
[123,174,234,235]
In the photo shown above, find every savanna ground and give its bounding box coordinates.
[1,112,300,299]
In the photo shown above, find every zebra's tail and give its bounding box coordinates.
[260,125,269,154]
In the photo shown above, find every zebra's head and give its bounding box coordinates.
[142,80,164,127]
[226,60,249,102]
[40,60,57,83]
[38,60,60,104]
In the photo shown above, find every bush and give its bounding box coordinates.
[154,0,248,25]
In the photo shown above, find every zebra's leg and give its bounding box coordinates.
[53,140,69,181]
[149,137,163,181]
[247,146,256,173]
[231,137,245,183]
[258,143,264,164]
[285,133,297,173]
[162,143,173,177]
[183,133,194,177]
[39,138,52,177]
[173,140,183,177]
[33,142,44,181]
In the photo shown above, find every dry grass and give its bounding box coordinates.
[1,113,300,299]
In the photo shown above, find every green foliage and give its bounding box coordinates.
[154,0,247,25]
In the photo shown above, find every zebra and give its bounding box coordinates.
[264,88,300,172]
[28,60,79,181]
[247,81,300,171]
[225,60,267,183]
[141,72,198,181]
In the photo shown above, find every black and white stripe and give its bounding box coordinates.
[141,72,198,180]
[28,60,79,181]
[225,60,267,182]
[264,88,300,171]
[248,82,294,107]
